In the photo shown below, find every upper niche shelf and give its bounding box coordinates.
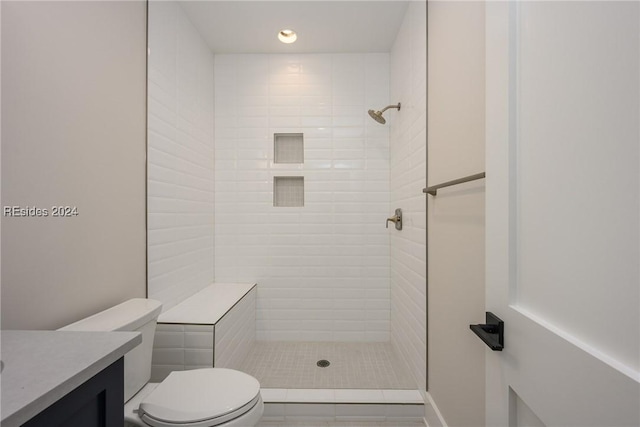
[274,133,304,164]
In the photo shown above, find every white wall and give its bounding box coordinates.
[214,53,391,341]
[147,1,215,311]
[427,2,486,426]
[1,1,147,329]
[389,0,428,392]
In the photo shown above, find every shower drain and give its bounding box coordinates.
[316,359,330,368]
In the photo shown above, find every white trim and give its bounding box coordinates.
[423,392,448,427]
[512,306,640,383]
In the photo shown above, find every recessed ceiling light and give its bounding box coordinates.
[278,29,297,44]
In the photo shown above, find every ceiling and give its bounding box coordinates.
[178,1,410,54]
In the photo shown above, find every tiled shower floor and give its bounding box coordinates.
[240,342,417,389]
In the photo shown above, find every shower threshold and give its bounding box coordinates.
[259,387,425,423]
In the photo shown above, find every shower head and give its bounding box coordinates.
[368,109,387,124]
[367,103,401,125]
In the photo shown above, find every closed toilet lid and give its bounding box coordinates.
[139,369,260,426]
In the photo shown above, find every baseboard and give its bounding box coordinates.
[424,392,448,427]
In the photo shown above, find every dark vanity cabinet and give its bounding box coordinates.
[22,358,124,427]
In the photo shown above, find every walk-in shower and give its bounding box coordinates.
[146,0,427,396]
[368,102,401,124]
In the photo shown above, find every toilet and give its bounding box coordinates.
[60,298,263,426]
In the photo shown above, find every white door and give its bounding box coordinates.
[485,2,639,426]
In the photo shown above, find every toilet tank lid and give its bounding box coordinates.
[59,299,163,332]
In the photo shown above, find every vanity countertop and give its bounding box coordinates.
[0,330,141,427]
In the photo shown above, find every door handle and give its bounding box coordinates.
[470,312,504,351]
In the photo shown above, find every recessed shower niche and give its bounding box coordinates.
[273,176,304,207]
[273,133,304,207]
[274,133,304,164]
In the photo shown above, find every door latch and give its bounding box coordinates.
[470,312,504,351]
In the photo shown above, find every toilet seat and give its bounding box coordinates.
[138,369,261,427]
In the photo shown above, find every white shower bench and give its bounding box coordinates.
[150,283,256,382]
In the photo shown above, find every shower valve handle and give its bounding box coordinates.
[386,208,402,230]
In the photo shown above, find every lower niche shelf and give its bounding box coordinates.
[274,176,304,207]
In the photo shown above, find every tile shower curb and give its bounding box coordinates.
[260,388,425,422]
[261,388,424,404]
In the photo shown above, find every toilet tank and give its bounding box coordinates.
[60,298,163,402]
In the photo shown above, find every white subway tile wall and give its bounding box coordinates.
[214,287,257,370]
[150,323,214,382]
[389,1,428,391]
[214,53,391,341]
[147,1,215,310]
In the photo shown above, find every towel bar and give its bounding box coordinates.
[423,172,486,196]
